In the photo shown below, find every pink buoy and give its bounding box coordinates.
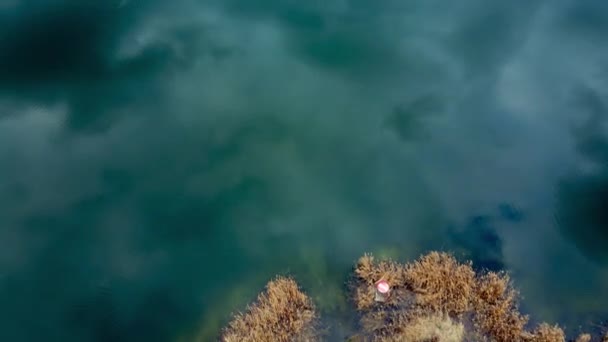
[376,280,390,294]
[374,279,390,302]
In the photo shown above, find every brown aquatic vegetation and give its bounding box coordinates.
[471,271,528,341]
[353,254,409,311]
[219,252,600,342]
[575,333,591,342]
[356,309,464,342]
[352,252,577,342]
[353,253,472,341]
[221,277,318,342]
[398,315,464,342]
[404,252,476,316]
[382,314,464,342]
[528,323,565,342]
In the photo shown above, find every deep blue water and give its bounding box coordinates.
[1,1,608,340]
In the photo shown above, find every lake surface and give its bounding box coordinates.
[1,0,608,340]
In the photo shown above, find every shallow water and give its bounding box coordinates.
[1,0,608,340]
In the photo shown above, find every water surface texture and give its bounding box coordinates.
[1,0,608,340]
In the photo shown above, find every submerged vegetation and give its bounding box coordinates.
[220,252,606,342]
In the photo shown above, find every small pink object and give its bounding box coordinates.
[376,280,390,294]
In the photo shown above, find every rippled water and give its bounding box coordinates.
[1,1,608,340]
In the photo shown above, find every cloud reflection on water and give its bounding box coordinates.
[0,0,608,340]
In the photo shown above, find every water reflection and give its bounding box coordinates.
[1,0,608,341]
[557,86,608,265]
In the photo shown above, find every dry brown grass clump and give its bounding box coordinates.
[358,307,412,341]
[351,252,578,342]
[352,253,473,341]
[528,323,565,342]
[404,252,476,316]
[377,314,465,342]
[221,277,318,342]
[353,252,476,316]
[219,252,598,342]
[353,254,409,311]
[358,311,464,342]
[471,271,528,341]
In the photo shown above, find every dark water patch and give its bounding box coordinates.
[387,94,445,142]
[70,285,124,342]
[0,0,163,85]
[555,2,608,41]
[498,203,524,223]
[69,284,191,342]
[446,215,505,272]
[556,83,608,264]
[557,174,608,265]
[125,289,189,342]
[101,168,135,195]
[571,85,608,165]
[446,2,542,77]
[0,1,213,132]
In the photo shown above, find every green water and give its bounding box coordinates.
[1,1,608,340]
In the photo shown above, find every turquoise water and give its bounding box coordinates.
[1,0,607,340]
